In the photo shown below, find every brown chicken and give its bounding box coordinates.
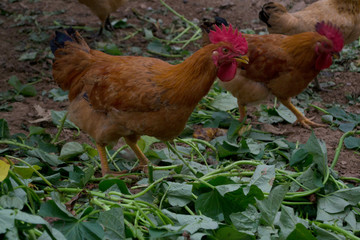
[78,0,127,35]
[259,0,360,89]
[202,17,344,129]
[50,26,248,176]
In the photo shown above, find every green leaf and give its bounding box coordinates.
[286,223,316,240]
[143,27,154,40]
[317,188,360,216]
[103,43,122,55]
[290,167,323,191]
[215,226,255,240]
[60,142,85,160]
[137,136,160,153]
[29,126,46,136]
[162,209,218,234]
[327,107,349,121]
[0,119,10,139]
[98,207,125,240]
[20,85,37,97]
[28,148,63,166]
[227,118,243,141]
[14,210,50,225]
[112,18,129,29]
[211,92,238,111]
[67,166,94,188]
[215,140,242,158]
[303,132,328,178]
[313,225,345,240]
[344,210,357,231]
[290,148,309,166]
[48,88,68,102]
[321,115,334,124]
[165,181,193,207]
[8,75,37,96]
[257,185,289,226]
[0,195,24,209]
[38,228,67,240]
[344,136,360,149]
[216,184,242,197]
[13,165,41,179]
[147,40,169,55]
[39,192,77,221]
[278,205,298,239]
[332,187,360,205]
[148,228,182,239]
[230,205,260,232]
[54,220,104,240]
[249,165,275,193]
[0,209,15,234]
[99,179,131,195]
[195,188,225,221]
[246,138,263,156]
[0,159,10,181]
[195,183,263,223]
[19,51,37,61]
[318,195,350,214]
[276,104,304,124]
[29,32,49,42]
[51,110,79,130]
[338,122,356,132]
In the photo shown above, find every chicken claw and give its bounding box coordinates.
[280,98,326,129]
[294,116,327,129]
[97,142,148,179]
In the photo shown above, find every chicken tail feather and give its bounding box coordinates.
[259,2,288,28]
[51,29,91,100]
[50,28,89,54]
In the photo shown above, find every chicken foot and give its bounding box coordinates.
[124,137,150,173]
[96,144,128,177]
[280,98,327,129]
[313,76,331,92]
[96,138,150,178]
[104,15,114,32]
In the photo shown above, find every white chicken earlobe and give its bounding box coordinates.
[212,51,220,66]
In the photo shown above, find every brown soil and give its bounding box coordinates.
[0,0,359,178]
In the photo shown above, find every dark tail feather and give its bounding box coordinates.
[50,28,77,54]
[201,16,229,33]
[259,11,271,27]
[214,17,229,28]
[259,4,271,27]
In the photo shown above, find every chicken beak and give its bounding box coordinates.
[235,55,249,64]
[332,52,340,59]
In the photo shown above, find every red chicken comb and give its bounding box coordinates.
[315,21,344,52]
[209,24,248,54]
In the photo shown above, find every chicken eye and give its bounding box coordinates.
[222,48,229,54]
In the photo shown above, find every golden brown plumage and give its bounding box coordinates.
[202,18,344,129]
[259,0,360,44]
[50,27,248,177]
[259,0,360,90]
[78,0,127,35]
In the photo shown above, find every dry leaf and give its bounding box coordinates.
[29,104,51,123]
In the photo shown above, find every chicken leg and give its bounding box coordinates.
[96,144,127,176]
[96,137,150,177]
[238,101,247,122]
[280,98,326,129]
[124,136,150,173]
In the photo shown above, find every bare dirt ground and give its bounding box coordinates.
[0,0,359,178]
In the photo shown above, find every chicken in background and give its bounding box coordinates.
[78,0,128,35]
[202,17,344,129]
[259,0,360,90]
[50,26,248,177]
